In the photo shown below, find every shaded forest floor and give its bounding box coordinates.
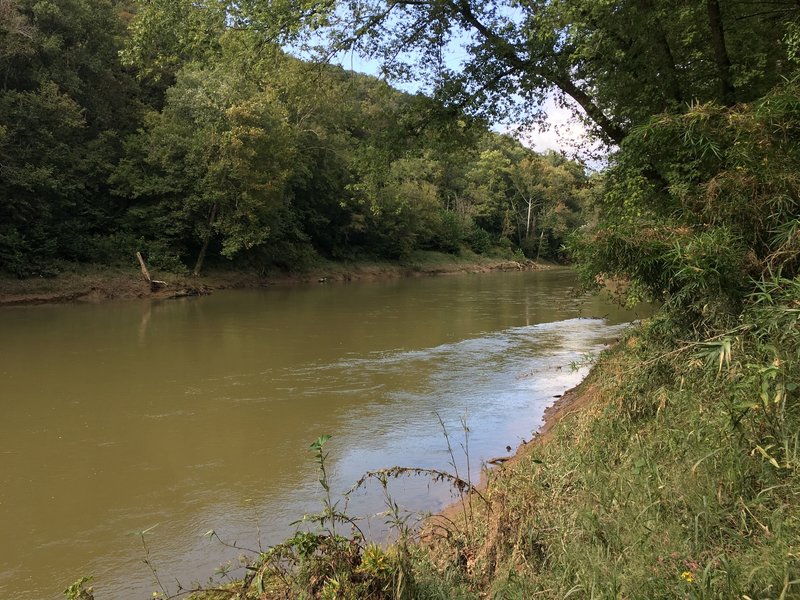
[0,251,546,307]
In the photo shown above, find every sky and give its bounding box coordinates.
[512,96,593,155]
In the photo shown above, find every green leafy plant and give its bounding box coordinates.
[63,576,94,600]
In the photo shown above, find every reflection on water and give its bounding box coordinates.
[0,269,648,599]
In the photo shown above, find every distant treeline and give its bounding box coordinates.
[0,0,590,277]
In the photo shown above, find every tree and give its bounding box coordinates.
[0,0,141,275]
[272,0,798,146]
[120,0,228,82]
[113,57,296,275]
[457,134,586,257]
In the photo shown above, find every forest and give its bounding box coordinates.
[0,0,590,279]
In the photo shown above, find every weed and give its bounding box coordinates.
[63,576,94,600]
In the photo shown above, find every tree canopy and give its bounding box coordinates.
[4,0,796,286]
[266,0,798,145]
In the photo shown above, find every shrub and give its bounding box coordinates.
[467,226,492,255]
[571,76,800,333]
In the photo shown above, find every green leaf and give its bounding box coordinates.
[310,434,332,451]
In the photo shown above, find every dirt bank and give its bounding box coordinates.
[0,255,547,307]
[428,376,598,534]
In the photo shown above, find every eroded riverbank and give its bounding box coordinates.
[0,253,544,307]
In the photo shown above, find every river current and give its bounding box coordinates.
[0,269,647,598]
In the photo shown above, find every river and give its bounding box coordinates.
[0,269,647,599]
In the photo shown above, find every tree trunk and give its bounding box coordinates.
[706,0,735,105]
[639,0,683,106]
[193,203,218,277]
[535,229,545,261]
[136,251,152,283]
[525,198,533,238]
[653,21,683,104]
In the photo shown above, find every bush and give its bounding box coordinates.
[570,76,800,333]
[467,226,492,255]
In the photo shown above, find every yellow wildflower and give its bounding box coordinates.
[681,571,695,583]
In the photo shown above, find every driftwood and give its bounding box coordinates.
[136,251,151,282]
[136,252,168,292]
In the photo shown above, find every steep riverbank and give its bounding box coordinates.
[0,252,544,307]
[422,323,799,599]
[426,324,800,599]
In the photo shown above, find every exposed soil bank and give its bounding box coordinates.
[432,374,598,532]
[0,253,547,307]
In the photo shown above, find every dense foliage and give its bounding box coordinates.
[572,76,800,332]
[0,0,141,275]
[0,0,589,277]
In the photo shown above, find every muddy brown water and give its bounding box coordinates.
[0,269,648,599]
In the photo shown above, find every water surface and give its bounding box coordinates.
[0,269,646,598]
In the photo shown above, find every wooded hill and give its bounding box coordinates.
[0,0,590,278]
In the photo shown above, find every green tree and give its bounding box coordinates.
[459,135,587,257]
[466,147,514,240]
[120,0,227,82]
[114,58,296,274]
[0,0,141,275]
